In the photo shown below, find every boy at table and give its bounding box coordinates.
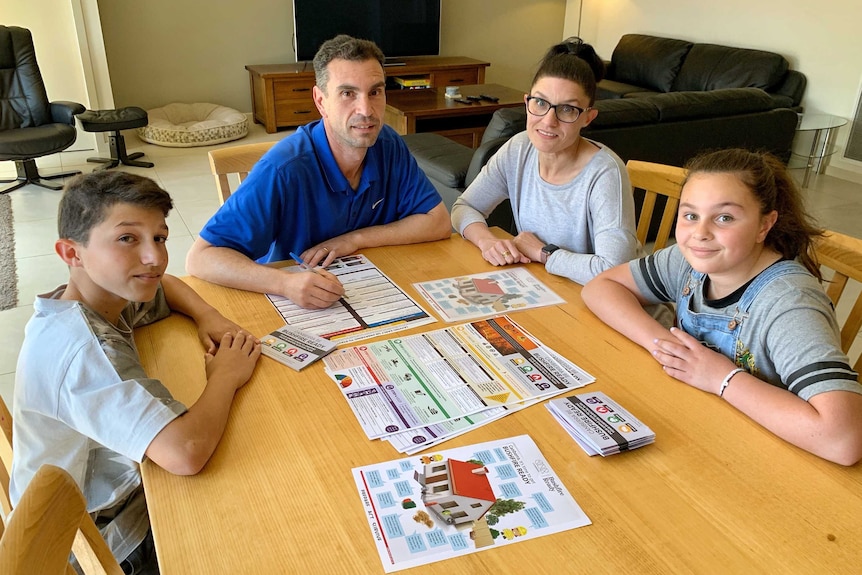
[186,34,451,310]
[10,171,261,573]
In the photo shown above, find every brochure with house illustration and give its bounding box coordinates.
[323,315,595,440]
[266,254,436,345]
[413,267,566,322]
[547,392,656,456]
[353,434,591,572]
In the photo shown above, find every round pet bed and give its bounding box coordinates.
[137,103,248,147]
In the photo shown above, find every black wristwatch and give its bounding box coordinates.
[541,243,559,263]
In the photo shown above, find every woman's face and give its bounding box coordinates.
[525,76,593,155]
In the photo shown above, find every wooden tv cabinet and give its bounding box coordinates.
[246,56,490,133]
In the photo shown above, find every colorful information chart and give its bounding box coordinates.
[323,315,594,440]
[353,435,591,572]
[413,267,565,322]
[266,254,436,345]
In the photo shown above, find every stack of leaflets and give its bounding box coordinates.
[260,324,337,371]
[546,391,655,456]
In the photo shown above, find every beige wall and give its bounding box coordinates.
[563,0,862,178]
[97,0,567,112]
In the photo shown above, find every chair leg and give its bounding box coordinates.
[0,159,81,195]
[87,131,153,171]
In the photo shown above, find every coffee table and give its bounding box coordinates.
[384,83,525,147]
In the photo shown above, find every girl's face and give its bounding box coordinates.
[676,172,778,280]
[525,76,594,155]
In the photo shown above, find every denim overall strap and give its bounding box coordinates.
[676,260,806,363]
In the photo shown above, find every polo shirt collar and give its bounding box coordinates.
[310,120,379,196]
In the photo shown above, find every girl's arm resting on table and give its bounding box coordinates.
[723,376,862,466]
[582,264,671,351]
[145,331,261,475]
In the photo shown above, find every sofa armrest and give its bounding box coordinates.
[50,101,86,126]
[465,136,513,187]
[770,70,806,108]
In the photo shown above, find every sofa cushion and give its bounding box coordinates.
[480,106,527,144]
[648,88,775,122]
[403,132,472,189]
[589,98,660,128]
[595,79,655,100]
[610,34,693,93]
[672,44,789,92]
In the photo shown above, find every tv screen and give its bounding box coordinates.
[293,0,441,62]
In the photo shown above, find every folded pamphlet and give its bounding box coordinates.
[547,391,655,456]
[261,324,337,371]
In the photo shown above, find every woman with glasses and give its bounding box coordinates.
[451,38,638,285]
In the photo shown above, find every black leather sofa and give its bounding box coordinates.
[404,34,805,231]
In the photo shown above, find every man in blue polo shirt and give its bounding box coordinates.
[187,35,450,309]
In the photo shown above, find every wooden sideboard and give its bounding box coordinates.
[246,56,490,133]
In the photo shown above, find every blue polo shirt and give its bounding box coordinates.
[199,120,441,262]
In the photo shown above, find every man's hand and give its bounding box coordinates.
[651,327,738,394]
[281,267,345,309]
[301,234,360,268]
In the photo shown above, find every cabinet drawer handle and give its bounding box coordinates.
[448,78,464,83]
[292,87,311,92]
[294,110,312,115]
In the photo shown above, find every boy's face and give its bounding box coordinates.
[68,202,169,306]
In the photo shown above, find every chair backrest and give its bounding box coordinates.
[1,396,14,528]
[0,396,122,574]
[208,141,277,204]
[0,26,52,131]
[815,230,862,375]
[626,160,686,252]
[0,464,123,575]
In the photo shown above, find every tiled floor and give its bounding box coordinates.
[1,125,861,407]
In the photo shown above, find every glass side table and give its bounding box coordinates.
[795,114,847,188]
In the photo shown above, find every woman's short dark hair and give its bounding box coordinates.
[532,37,605,105]
[58,171,173,244]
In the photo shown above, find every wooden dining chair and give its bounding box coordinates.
[0,396,122,574]
[626,160,686,253]
[208,141,277,204]
[0,464,123,575]
[815,230,862,374]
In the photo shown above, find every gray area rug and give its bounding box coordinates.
[0,194,18,311]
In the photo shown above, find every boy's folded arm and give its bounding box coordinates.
[144,332,261,475]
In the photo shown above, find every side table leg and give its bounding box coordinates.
[802,128,823,188]
[816,127,838,175]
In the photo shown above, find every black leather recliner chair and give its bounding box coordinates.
[0,25,85,195]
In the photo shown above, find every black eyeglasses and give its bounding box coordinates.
[526,96,589,123]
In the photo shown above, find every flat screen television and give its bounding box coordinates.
[293,0,441,62]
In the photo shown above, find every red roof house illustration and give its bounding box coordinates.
[414,459,496,525]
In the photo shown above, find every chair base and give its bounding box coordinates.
[87,132,154,172]
[0,159,81,195]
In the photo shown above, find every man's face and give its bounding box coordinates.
[313,58,387,152]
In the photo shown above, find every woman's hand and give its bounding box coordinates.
[512,232,545,263]
[651,327,738,394]
[476,237,531,266]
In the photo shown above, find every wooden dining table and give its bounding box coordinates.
[137,231,862,574]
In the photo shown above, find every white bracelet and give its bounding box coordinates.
[718,368,745,398]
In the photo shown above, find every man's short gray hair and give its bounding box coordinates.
[312,34,386,92]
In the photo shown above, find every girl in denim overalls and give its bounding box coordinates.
[583,149,862,465]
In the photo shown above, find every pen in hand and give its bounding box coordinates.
[289,252,349,300]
